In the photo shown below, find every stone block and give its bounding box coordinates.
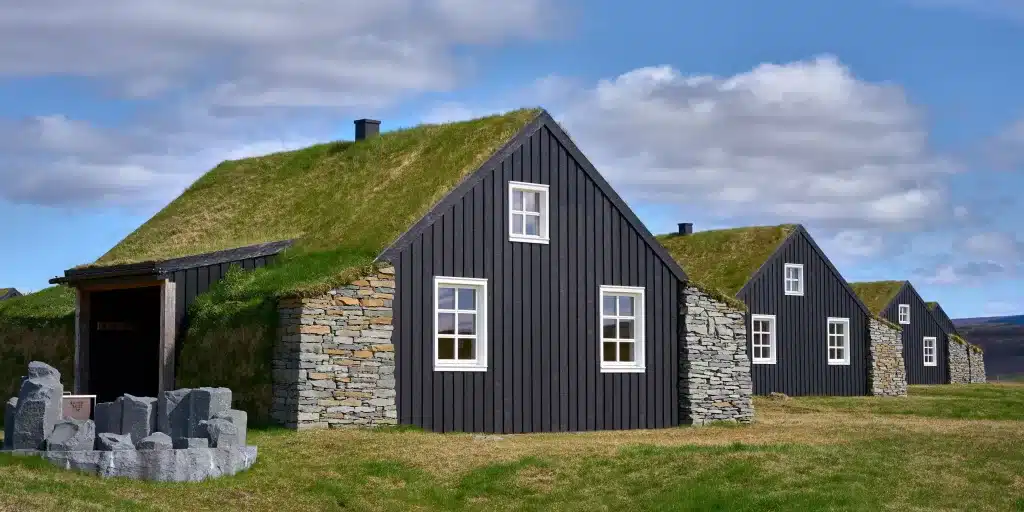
[12,376,64,450]
[3,397,17,450]
[46,419,96,451]
[120,395,157,444]
[93,401,122,435]
[96,432,135,451]
[26,361,61,381]
[30,445,258,482]
[157,388,191,439]
[212,409,247,447]
[197,418,240,448]
[136,432,173,450]
[189,388,232,437]
[173,437,210,449]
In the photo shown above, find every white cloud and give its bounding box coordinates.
[963,231,1023,260]
[824,229,886,259]
[923,264,962,285]
[545,55,960,237]
[982,300,1022,317]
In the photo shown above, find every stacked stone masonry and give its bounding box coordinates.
[947,339,970,384]
[679,286,754,425]
[968,349,987,383]
[273,268,397,429]
[867,319,907,397]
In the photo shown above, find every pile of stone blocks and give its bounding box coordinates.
[1,361,258,482]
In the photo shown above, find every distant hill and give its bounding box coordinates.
[953,314,1024,380]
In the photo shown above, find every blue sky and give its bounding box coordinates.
[2,0,1023,318]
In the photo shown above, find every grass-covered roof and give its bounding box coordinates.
[848,281,905,315]
[95,108,541,268]
[926,301,938,310]
[656,224,796,298]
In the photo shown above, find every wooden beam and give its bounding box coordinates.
[73,288,91,394]
[158,279,177,394]
[78,276,163,292]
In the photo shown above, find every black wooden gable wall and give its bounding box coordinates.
[929,304,959,338]
[881,283,947,385]
[391,122,682,433]
[738,229,870,396]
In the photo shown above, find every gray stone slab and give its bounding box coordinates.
[4,397,18,450]
[12,376,63,450]
[120,395,157,444]
[24,445,259,482]
[157,388,191,439]
[196,418,240,448]
[173,437,209,449]
[136,432,173,450]
[96,432,135,451]
[45,419,96,451]
[188,388,231,437]
[212,409,247,447]
[93,401,121,435]
[26,361,61,381]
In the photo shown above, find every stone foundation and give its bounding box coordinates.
[968,347,987,383]
[273,268,397,429]
[679,286,754,425]
[947,338,970,384]
[867,318,907,397]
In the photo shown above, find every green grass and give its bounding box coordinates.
[656,225,796,309]
[848,281,904,316]
[1,384,1022,511]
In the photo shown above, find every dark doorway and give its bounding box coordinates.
[89,286,162,402]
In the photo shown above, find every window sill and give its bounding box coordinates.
[752,360,776,365]
[509,235,549,245]
[434,365,488,372]
[827,361,850,366]
[599,366,646,374]
[923,364,937,368]
[784,291,804,296]
[899,321,910,325]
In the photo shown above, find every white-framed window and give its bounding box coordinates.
[827,317,850,365]
[898,304,910,324]
[784,263,804,296]
[433,277,488,372]
[923,337,937,367]
[508,181,550,244]
[599,285,645,373]
[751,314,777,364]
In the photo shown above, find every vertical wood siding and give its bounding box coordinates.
[393,126,680,433]
[739,232,869,396]
[881,285,947,385]
[929,305,959,337]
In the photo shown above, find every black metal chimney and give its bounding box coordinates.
[678,223,693,236]
[354,119,381,141]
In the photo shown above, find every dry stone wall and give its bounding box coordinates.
[273,267,397,430]
[947,339,970,384]
[968,348,987,383]
[867,318,907,397]
[679,286,754,425]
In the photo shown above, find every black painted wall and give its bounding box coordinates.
[738,230,870,396]
[392,125,681,433]
[929,304,959,338]
[881,284,947,385]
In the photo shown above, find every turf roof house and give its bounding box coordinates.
[658,224,908,397]
[849,281,950,385]
[49,108,754,433]
[0,288,22,301]
[925,301,978,384]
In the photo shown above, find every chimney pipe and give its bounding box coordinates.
[354,119,381,141]
[677,223,693,236]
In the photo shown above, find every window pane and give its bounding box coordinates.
[835,323,844,335]
[457,338,475,360]
[438,337,455,360]
[602,319,616,339]
[512,189,523,210]
[619,296,634,316]
[524,191,539,212]
[524,215,540,236]
[457,288,476,310]
[438,313,455,335]
[603,342,617,362]
[619,342,634,362]
[512,213,524,235]
[619,319,634,340]
[603,295,617,316]
[457,313,476,335]
[828,323,836,335]
[762,346,771,359]
[438,287,455,309]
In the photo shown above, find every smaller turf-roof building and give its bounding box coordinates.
[658,224,906,397]
[0,288,22,301]
[925,301,975,384]
[850,281,948,385]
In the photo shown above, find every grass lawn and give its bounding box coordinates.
[1,383,1023,511]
